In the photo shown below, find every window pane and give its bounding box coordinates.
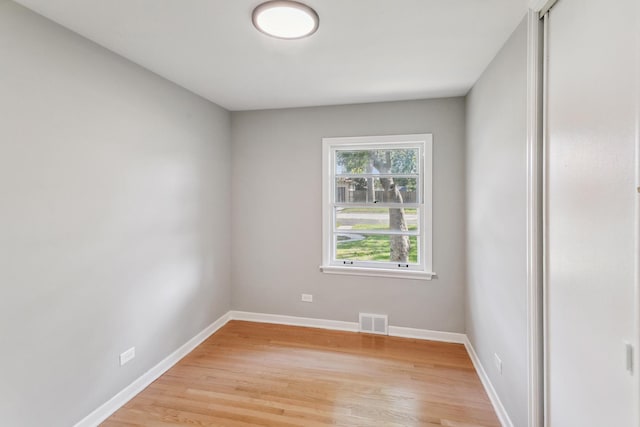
[335,234,419,264]
[335,207,418,231]
[335,177,418,204]
[335,148,418,175]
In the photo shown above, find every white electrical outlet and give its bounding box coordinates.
[120,347,135,366]
[494,353,502,374]
[301,293,313,302]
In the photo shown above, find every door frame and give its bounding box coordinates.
[525,5,544,427]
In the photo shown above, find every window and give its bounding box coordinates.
[321,134,434,280]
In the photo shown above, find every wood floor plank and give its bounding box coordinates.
[103,321,500,426]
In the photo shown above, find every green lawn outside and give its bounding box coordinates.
[336,223,418,263]
[336,235,418,262]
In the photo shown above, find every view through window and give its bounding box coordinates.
[321,134,433,279]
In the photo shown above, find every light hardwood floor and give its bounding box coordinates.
[103,321,500,426]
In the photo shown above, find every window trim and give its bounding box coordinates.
[320,133,434,280]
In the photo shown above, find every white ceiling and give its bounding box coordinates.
[13,0,529,111]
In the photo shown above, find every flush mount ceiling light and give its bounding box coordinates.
[252,1,319,40]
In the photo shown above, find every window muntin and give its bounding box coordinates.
[322,134,433,279]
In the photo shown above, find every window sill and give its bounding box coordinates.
[319,265,435,280]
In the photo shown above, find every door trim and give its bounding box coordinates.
[526,8,544,427]
[635,6,640,424]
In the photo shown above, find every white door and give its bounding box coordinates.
[545,0,639,425]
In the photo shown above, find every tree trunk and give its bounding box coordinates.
[365,162,375,203]
[381,178,409,262]
[374,155,409,263]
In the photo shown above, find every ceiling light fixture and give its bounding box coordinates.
[252,1,319,40]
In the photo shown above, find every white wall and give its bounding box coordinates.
[0,2,231,426]
[231,99,466,332]
[465,16,528,427]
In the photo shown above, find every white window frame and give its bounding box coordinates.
[320,133,434,280]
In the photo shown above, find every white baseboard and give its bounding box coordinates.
[388,325,466,344]
[229,311,467,344]
[464,336,514,427]
[74,310,512,427]
[229,310,360,332]
[73,311,231,427]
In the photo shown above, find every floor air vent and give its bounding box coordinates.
[359,313,388,335]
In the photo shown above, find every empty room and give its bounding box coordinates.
[1,0,638,426]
